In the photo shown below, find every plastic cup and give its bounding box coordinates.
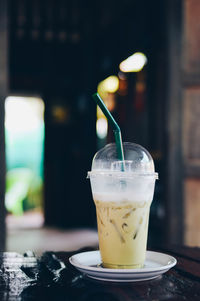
[88,142,158,269]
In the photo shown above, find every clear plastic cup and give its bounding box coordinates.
[88,142,158,269]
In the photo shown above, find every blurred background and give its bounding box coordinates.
[0,0,199,253]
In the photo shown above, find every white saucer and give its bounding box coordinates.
[69,250,177,282]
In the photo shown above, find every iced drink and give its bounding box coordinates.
[94,197,151,268]
[88,143,157,269]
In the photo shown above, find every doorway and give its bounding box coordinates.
[5,96,45,229]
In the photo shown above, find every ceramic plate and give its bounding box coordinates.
[69,250,177,282]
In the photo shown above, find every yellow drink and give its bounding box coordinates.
[88,143,157,269]
[94,198,151,269]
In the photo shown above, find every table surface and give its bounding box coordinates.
[0,245,200,300]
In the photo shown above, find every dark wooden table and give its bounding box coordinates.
[0,245,200,300]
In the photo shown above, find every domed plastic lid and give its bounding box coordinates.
[88,142,158,178]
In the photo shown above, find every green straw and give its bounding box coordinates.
[92,92,125,170]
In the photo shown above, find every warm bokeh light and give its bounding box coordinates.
[119,52,147,72]
[102,76,119,93]
[96,117,108,139]
[97,75,119,97]
[96,75,118,141]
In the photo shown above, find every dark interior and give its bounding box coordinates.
[7,0,168,245]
